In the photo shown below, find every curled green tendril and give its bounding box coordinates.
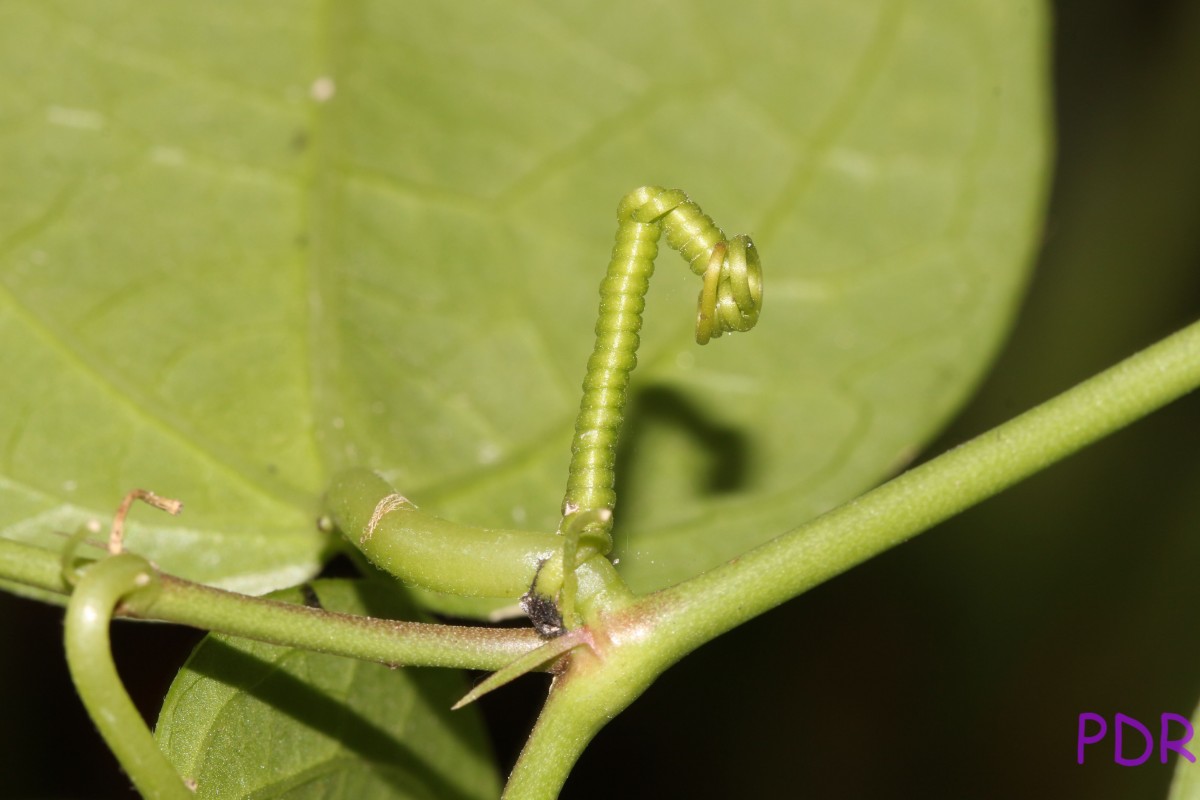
[64,554,192,800]
[561,185,764,527]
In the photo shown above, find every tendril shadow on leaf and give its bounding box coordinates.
[181,640,486,800]
[612,384,754,511]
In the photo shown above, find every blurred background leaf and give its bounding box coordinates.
[155,580,499,800]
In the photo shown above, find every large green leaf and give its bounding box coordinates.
[0,2,1049,597]
[156,579,500,799]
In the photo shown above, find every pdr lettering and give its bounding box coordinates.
[1077,713,1196,766]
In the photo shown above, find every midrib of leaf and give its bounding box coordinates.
[298,0,340,485]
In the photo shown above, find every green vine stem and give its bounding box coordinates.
[502,636,661,800]
[2,538,541,671]
[136,575,540,670]
[64,553,192,800]
[1,537,79,595]
[642,317,1200,665]
[503,317,1200,799]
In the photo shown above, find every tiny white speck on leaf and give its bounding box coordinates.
[46,105,105,130]
[150,146,186,166]
[310,76,336,103]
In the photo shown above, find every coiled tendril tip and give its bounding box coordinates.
[562,186,765,527]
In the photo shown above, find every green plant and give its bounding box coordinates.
[6,1,1200,798]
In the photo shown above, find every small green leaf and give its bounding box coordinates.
[155,579,500,799]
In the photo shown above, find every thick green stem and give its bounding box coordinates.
[64,554,192,800]
[328,468,561,599]
[326,467,636,624]
[0,538,76,595]
[502,641,655,800]
[637,316,1200,669]
[502,678,598,800]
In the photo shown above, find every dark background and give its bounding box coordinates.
[3,1,1199,797]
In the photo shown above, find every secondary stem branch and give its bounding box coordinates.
[0,539,540,671]
[132,575,540,671]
